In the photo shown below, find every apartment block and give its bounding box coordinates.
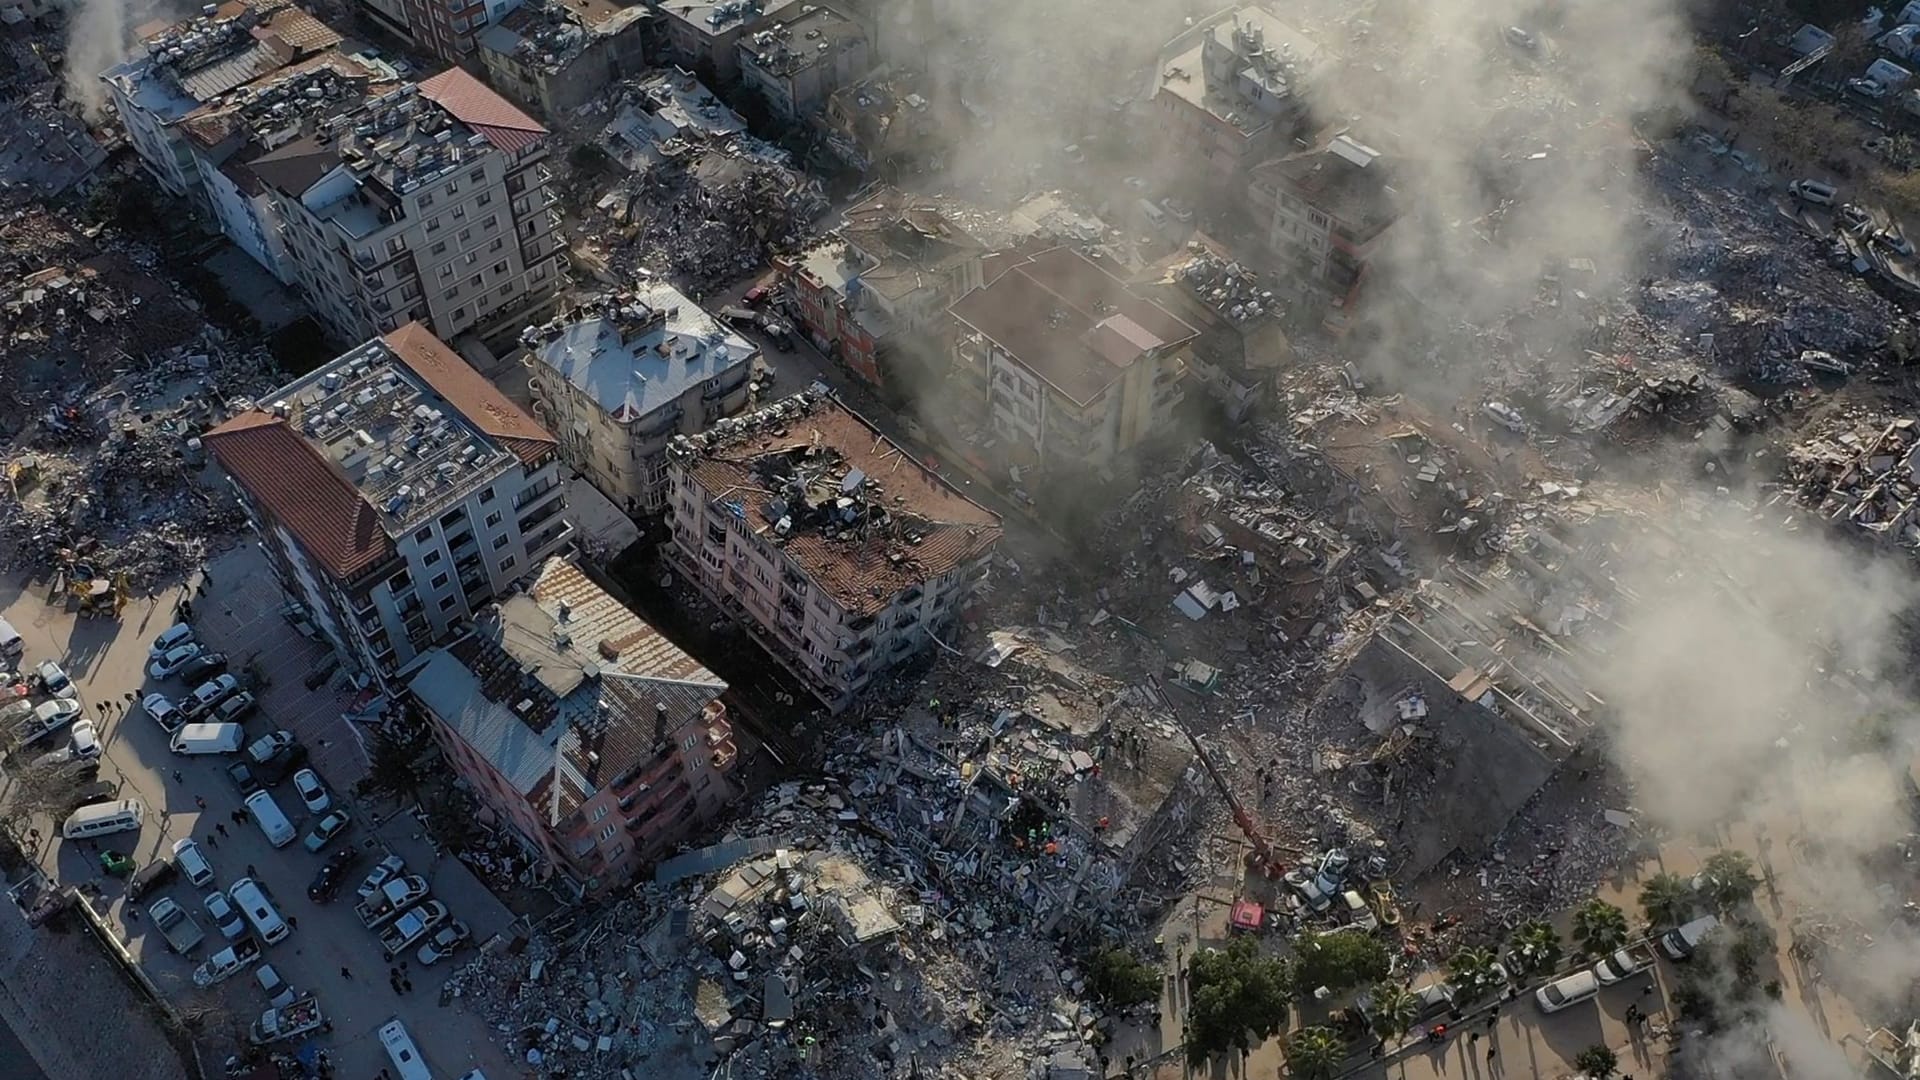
[736,3,868,120]
[664,392,1002,712]
[655,0,797,80]
[203,322,573,686]
[1246,133,1398,331]
[1150,5,1324,190]
[256,68,565,343]
[778,186,983,387]
[102,0,343,202]
[409,557,738,896]
[948,247,1199,477]
[523,285,757,514]
[354,0,523,63]
[478,0,653,118]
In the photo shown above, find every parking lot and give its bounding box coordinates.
[2,542,519,1079]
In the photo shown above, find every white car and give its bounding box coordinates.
[246,730,294,764]
[144,693,183,733]
[31,699,80,730]
[34,660,75,699]
[68,718,101,760]
[292,769,331,814]
[186,674,240,714]
[356,854,406,901]
[172,838,216,887]
[147,643,203,680]
[150,624,195,659]
[203,891,246,939]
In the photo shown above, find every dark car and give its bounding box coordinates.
[256,743,310,785]
[210,691,256,725]
[61,779,118,817]
[126,859,179,902]
[306,848,361,903]
[176,652,229,684]
[226,759,262,797]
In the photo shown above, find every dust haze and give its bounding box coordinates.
[64,0,167,117]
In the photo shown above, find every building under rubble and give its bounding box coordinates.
[409,557,738,896]
[478,0,653,119]
[523,283,757,514]
[1151,3,1326,191]
[735,3,869,120]
[777,185,985,387]
[204,323,573,687]
[664,392,1002,712]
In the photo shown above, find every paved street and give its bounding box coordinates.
[1,543,520,1080]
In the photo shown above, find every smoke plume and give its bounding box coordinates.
[64,0,170,118]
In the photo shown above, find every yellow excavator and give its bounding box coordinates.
[67,568,128,618]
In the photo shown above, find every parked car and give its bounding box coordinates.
[307,848,361,903]
[183,674,241,719]
[150,624,194,659]
[126,859,179,903]
[255,965,298,1011]
[147,643,204,680]
[60,779,117,817]
[144,693,184,734]
[225,760,263,797]
[172,838,216,887]
[67,718,101,760]
[302,810,352,853]
[255,744,310,785]
[210,691,256,725]
[1790,179,1838,206]
[34,660,75,699]
[292,769,331,814]
[177,652,229,684]
[417,919,471,965]
[204,891,247,939]
[246,730,295,764]
[356,855,406,902]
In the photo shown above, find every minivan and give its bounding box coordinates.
[170,723,246,756]
[1660,915,1720,960]
[62,799,144,840]
[0,616,24,659]
[379,1019,432,1080]
[244,790,296,849]
[1789,179,1837,206]
[1535,969,1600,1013]
[227,878,291,945]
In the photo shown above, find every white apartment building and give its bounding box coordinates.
[523,285,756,515]
[258,68,565,343]
[204,322,573,686]
[664,392,1002,712]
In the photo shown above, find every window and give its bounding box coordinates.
[470,167,485,183]
[458,228,471,244]
[430,572,450,589]
[385,237,406,256]
[438,595,458,612]
[479,486,495,504]
[492,261,508,276]
[590,804,608,822]
[423,550,442,567]
[430,240,447,257]
[446,286,460,301]
[419,193,435,208]
[596,823,617,842]
[491,533,510,550]
[453,306,467,322]
[469,274,482,289]
[489,238,504,253]
[425,216,442,232]
[499,283,514,297]
[401,281,421,300]
[446,180,459,195]
[452,205,466,221]
[413,526,433,543]
[500,555,516,572]
[484,213,498,229]
[478,193,491,208]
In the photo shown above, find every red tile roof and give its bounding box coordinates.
[203,411,396,581]
[417,67,547,154]
[383,322,556,465]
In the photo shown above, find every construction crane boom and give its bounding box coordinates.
[1146,676,1279,874]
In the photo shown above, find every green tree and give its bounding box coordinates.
[1506,920,1563,979]
[1697,851,1760,911]
[1295,932,1391,994]
[1283,1025,1343,1080]
[1447,946,1505,1007]
[1365,981,1419,1042]
[1574,1044,1620,1078]
[1572,899,1629,957]
[1085,948,1160,1009]
[355,722,434,803]
[1639,872,1697,929]
[1185,936,1295,1065]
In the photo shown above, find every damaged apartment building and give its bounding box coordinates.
[946,246,1199,482]
[777,185,984,388]
[655,0,800,80]
[1247,133,1399,332]
[204,323,572,687]
[819,67,939,173]
[735,3,869,120]
[409,557,739,896]
[522,284,757,515]
[1151,3,1325,196]
[665,392,1003,712]
[478,0,653,118]
[1134,246,1292,421]
[350,0,524,63]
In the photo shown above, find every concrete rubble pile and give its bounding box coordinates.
[1176,249,1278,325]
[607,162,826,295]
[1784,414,1920,552]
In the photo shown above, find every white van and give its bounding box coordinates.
[245,790,296,849]
[379,1019,432,1080]
[62,799,144,840]
[1137,198,1167,228]
[170,723,246,756]
[227,878,291,945]
[1660,915,1720,960]
[1789,179,1837,206]
[1535,969,1601,1013]
[0,616,23,659]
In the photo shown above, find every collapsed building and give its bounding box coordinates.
[478,0,654,119]
[653,0,800,80]
[819,67,940,173]
[0,97,109,201]
[1788,416,1920,553]
[664,391,1002,712]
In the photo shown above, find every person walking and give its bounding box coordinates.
[340,966,352,980]
[1487,1045,1497,1065]
[205,834,218,850]
[214,823,227,838]
[194,795,206,809]
[171,770,183,783]
[286,916,298,930]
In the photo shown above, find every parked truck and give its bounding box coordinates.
[249,994,330,1044]
[354,875,429,929]
[149,897,205,954]
[378,900,448,959]
[1592,942,1657,985]
[192,936,262,987]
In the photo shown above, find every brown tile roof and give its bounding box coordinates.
[417,67,547,154]
[950,246,1198,405]
[383,322,556,465]
[203,410,395,580]
[683,396,1001,616]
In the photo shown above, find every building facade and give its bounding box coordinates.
[778,186,983,388]
[735,3,868,120]
[947,247,1199,476]
[353,0,523,63]
[1246,133,1397,332]
[203,323,573,686]
[523,285,756,515]
[409,558,738,895]
[664,392,1002,711]
[1149,5,1323,191]
[477,0,653,119]
[257,68,565,343]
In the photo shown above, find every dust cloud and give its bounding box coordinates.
[64,0,174,117]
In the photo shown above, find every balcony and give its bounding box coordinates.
[352,248,376,270]
[711,737,737,771]
[518,497,565,536]
[624,780,691,833]
[513,478,561,511]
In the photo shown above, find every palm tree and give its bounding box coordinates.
[1639,872,1697,928]
[1448,945,1504,1007]
[1697,851,1760,911]
[1366,981,1419,1043]
[1507,920,1563,978]
[1572,899,1630,957]
[1574,1043,1620,1078]
[1284,1025,1343,1080]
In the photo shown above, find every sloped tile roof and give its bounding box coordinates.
[417,67,547,154]
[383,322,556,465]
[203,410,395,580]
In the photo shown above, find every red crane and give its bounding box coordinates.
[1145,676,1283,878]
